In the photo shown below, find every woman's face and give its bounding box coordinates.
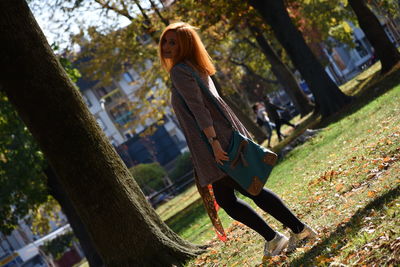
[162,31,179,59]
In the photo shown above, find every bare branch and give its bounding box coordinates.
[229,58,278,85]
[94,0,134,20]
[148,0,169,26]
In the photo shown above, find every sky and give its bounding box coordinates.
[29,0,132,51]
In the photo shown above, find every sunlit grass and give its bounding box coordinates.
[73,63,399,266]
[174,64,400,265]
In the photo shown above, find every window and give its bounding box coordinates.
[123,72,135,83]
[95,85,123,104]
[355,40,368,58]
[383,26,396,44]
[137,34,152,45]
[96,87,109,98]
[172,135,180,144]
[146,95,155,102]
[96,85,118,98]
[110,103,135,126]
[96,118,107,131]
[82,94,92,107]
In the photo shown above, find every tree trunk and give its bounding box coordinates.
[0,1,203,266]
[249,25,314,117]
[211,76,267,143]
[348,0,400,73]
[44,167,104,267]
[249,0,352,117]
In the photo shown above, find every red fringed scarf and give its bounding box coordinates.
[195,174,227,242]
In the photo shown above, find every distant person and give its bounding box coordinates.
[252,102,274,148]
[263,96,297,141]
[159,22,317,258]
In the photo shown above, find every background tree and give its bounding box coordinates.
[0,0,203,265]
[29,1,286,136]
[36,0,397,120]
[0,46,103,265]
[348,0,400,73]
[129,162,167,195]
[0,91,47,234]
[173,0,315,116]
[249,0,352,117]
[247,23,314,116]
[70,3,271,142]
[287,0,356,49]
[45,167,104,266]
[32,0,397,131]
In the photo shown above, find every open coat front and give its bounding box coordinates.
[170,63,252,187]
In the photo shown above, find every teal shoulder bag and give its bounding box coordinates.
[173,63,277,196]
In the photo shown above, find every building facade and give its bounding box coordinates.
[324,15,400,84]
[76,64,188,166]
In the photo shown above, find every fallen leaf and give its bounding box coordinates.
[315,255,334,264]
[336,183,344,192]
[379,162,390,170]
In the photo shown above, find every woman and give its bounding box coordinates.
[158,22,317,257]
[252,102,274,148]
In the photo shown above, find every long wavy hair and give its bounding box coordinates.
[158,22,216,75]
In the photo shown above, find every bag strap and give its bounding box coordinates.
[172,74,213,152]
[172,62,238,151]
[174,62,233,129]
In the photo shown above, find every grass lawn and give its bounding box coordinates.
[155,62,400,266]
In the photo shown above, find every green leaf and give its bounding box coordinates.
[342,21,352,33]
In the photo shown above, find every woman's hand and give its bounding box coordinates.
[212,140,229,165]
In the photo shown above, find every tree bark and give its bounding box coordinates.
[45,167,104,267]
[249,0,352,117]
[0,1,203,266]
[249,25,314,117]
[210,76,267,143]
[348,0,400,73]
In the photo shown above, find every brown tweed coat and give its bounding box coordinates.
[170,63,251,187]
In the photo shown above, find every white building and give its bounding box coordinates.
[0,212,67,259]
[77,64,188,154]
[324,16,400,84]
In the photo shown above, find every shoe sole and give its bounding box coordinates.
[271,238,289,256]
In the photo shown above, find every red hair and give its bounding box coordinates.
[159,22,216,75]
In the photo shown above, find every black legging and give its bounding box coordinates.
[275,119,296,141]
[212,176,304,241]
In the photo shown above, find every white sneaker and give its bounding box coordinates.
[287,224,318,252]
[264,232,289,257]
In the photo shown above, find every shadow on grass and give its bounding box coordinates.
[164,198,206,234]
[273,65,400,155]
[289,185,400,266]
[317,64,400,129]
[272,112,321,155]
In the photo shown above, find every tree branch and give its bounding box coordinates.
[148,0,169,26]
[133,0,152,26]
[229,58,278,85]
[94,0,133,20]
